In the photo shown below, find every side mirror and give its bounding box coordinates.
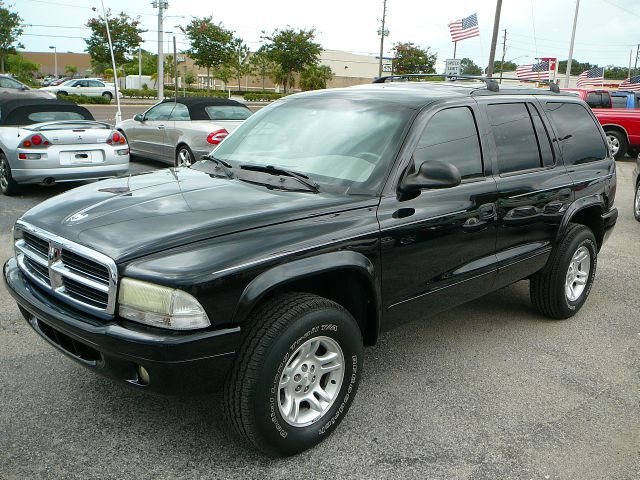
[133,113,144,122]
[400,160,461,195]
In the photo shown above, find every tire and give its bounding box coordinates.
[0,152,20,196]
[605,130,628,160]
[530,224,598,319]
[57,91,68,96]
[175,145,195,167]
[223,293,363,456]
[102,92,113,101]
[634,181,640,222]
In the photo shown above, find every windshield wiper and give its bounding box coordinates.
[239,164,320,192]
[199,154,234,178]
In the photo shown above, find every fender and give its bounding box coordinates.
[600,123,629,142]
[556,195,604,243]
[233,250,380,338]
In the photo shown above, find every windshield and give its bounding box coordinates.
[212,97,413,194]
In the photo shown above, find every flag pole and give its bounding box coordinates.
[453,41,457,59]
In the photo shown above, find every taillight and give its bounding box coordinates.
[20,133,50,148]
[207,129,228,145]
[107,131,126,145]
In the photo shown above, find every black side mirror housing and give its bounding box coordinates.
[400,160,462,195]
[133,113,144,122]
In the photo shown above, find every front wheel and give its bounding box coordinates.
[175,145,194,167]
[102,92,113,101]
[530,224,597,319]
[223,293,363,456]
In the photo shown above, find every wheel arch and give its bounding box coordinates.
[558,198,605,249]
[233,251,381,346]
[601,124,629,143]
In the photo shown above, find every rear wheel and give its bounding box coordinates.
[634,182,640,222]
[175,145,195,167]
[0,152,20,196]
[222,293,363,456]
[605,130,627,159]
[102,92,113,101]
[530,224,597,319]
[57,91,68,96]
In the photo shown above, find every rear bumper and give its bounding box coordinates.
[3,257,240,394]
[602,207,618,245]
[12,162,129,184]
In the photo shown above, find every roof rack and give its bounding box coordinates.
[372,73,561,94]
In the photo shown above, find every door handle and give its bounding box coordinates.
[157,125,165,129]
[478,203,496,220]
[462,217,488,232]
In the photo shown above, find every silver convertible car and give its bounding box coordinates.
[0,98,130,196]
[116,97,252,166]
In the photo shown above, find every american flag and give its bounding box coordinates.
[449,13,480,42]
[618,75,640,92]
[516,61,550,80]
[576,67,605,87]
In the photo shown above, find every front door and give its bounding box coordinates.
[378,103,499,330]
[136,102,176,160]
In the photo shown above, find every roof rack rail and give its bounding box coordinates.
[373,73,561,94]
[373,74,499,92]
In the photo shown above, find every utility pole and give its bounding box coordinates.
[173,36,178,99]
[499,29,507,83]
[377,0,388,78]
[486,0,503,78]
[138,46,142,88]
[634,44,639,76]
[564,0,580,88]
[153,1,168,100]
[629,49,633,79]
[49,46,57,78]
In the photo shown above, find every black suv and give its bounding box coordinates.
[3,78,618,456]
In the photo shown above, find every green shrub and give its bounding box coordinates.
[57,93,111,104]
[121,88,157,98]
[243,92,285,102]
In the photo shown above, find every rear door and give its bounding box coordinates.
[87,80,105,96]
[479,98,574,288]
[378,102,499,329]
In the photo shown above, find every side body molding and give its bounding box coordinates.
[233,251,380,338]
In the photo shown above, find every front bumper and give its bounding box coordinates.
[3,257,240,394]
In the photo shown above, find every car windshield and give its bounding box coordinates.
[61,80,76,86]
[212,97,413,194]
[205,105,252,121]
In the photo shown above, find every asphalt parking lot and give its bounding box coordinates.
[0,157,638,479]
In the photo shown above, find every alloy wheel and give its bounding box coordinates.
[0,157,8,191]
[565,246,591,302]
[278,336,345,427]
[177,148,192,167]
[607,135,620,157]
[635,183,640,218]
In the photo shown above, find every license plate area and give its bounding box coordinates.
[59,150,105,165]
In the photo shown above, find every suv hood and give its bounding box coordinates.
[20,168,373,262]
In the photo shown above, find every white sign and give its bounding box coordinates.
[382,63,393,73]
[444,58,462,79]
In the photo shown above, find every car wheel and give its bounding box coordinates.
[223,293,363,456]
[605,130,627,160]
[530,224,597,319]
[57,91,68,96]
[634,182,640,222]
[175,145,194,167]
[0,152,20,196]
[102,92,113,101]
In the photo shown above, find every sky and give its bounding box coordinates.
[13,0,640,72]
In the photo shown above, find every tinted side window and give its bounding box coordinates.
[586,92,601,108]
[545,102,608,165]
[487,103,541,174]
[611,95,627,108]
[414,107,483,179]
[169,103,190,120]
[528,104,555,167]
[601,93,611,108]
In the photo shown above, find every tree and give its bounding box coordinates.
[227,38,252,91]
[250,47,276,90]
[184,71,195,87]
[489,60,518,74]
[182,17,234,93]
[103,67,114,81]
[558,59,594,76]
[64,65,78,76]
[460,58,482,75]
[261,28,322,93]
[6,54,38,83]
[392,42,437,75]
[300,64,333,90]
[0,2,23,73]
[85,11,143,68]
[123,49,157,76]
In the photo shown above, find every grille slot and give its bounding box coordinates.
[61,250,110,283]
[63,277,109,309]
[24,257,51,285]
[22,231,49,257]
[36,319,101,363]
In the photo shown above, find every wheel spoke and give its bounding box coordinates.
[319,361,342,373]
[306,394,323,412]
[314,386,331,403]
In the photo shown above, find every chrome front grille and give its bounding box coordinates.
[14,221,117,318]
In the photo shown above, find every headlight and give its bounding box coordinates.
[118,278,210,330]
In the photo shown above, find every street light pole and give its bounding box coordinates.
[564,0,581,88]
[377,0,388,78]
[98,0,122,123]
[153,1,168,100]
[49,46,57,78]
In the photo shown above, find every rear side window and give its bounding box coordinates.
[586,92,611,109]
[611,95,627,108]
[545,102,608,164]
[487,103,542,174]
[205,105,252,121]
[413,107,483,179]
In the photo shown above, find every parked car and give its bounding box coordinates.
[0,74,55,99]
[610,90,640,109]
[0,97,130,195]
[116,97,252,166]
[593,107,640,159]
[562,88,612,109]
[49,76,72,87]
[3,79,617,455]
[634,155,640,221]
[40,79,119,101]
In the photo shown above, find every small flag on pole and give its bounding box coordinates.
[576,67,605,87]
[619,75,640,92]
[449,13,480,42]
[516,61,550,80]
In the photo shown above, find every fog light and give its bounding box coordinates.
[137,365,150,385]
